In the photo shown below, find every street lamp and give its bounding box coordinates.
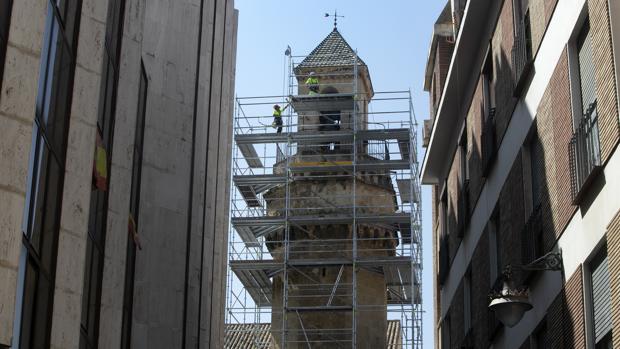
[488,251,563,327]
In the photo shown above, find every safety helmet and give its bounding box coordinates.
[274,104,280,109]
[309,72,316,76]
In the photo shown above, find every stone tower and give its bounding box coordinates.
[264,28,400,349]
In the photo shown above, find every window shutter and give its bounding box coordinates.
[591,251,612,343]
[577,21,597,114]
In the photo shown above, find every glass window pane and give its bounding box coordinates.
[45,36,74,157]
[28,139,51,252]
[19,260,37,349]
[81,239,94,327]
[87,247,101,336]
[54,0,80,43]
[32,273,52,348]
[39,154,62,271]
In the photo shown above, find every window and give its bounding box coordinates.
[488,209,501,284]
[530,320,547,349]
[513,0,534,94]
[576,20,597,125]
[459,126,470,186]
[431,72,439,118]
[18,1,82,347]
[587,246,612,347]
[528,136,543,209]
[438,185,450,285]
[441,315,451,349]
[522,129,543,215]
[79,0,126,347]
[482,46,496,118]
[0,0,12,92]
[569,16,602,203]
[121,61,148,349]
[457,126,470,237]
[481,46,497,176]
[463,270,472,334]
[513,0,532,57]
[520,129,545,270]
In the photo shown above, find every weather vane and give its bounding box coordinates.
[324,10,344,29]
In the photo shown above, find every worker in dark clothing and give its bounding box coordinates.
[305,71,320,95]
[272,103,289,133]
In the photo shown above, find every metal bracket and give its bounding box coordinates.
[502,251,563,281]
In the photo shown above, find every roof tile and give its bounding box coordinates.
[297,29,366,68]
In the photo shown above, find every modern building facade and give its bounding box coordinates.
[423,0,620,348]
[0,0,237,348]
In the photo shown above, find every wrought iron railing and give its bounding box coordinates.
[512,15,534,96]
[569,100,601,203]
[482,108,496,177]
[457,179,470,238]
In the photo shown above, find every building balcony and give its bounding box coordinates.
[569,100,602,204]
[512,17,534,97]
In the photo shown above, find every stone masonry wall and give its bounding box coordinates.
[0,0,47,345]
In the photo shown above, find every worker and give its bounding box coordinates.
[305,71,320,95]
[272,103,289,133]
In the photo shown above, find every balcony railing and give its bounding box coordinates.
[482,108,496,177]
[457,179,470,238]
[512,16,534,97]
[569,100,602,204]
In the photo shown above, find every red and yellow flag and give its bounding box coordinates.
[93,130,108,191]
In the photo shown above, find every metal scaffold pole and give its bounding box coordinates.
[351,50,359,349]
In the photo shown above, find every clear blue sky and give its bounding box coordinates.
[233,1,446,346]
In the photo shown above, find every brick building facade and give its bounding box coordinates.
[0,0,237,348]
[422,0,620,348]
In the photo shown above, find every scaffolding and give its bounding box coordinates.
[225,48,422,348]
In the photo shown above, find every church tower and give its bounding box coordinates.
[227,27,422,349]
[263,28,402,348]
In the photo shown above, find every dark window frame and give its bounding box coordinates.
[0,0,13,93]
[463,269,472,334]
[18,0,83,347]
[78,0,126,347]
[121,60,148,349]
[568,15,602,204]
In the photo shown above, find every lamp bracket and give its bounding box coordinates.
[520,251,563,271]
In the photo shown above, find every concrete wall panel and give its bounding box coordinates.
[0,0,47,344]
